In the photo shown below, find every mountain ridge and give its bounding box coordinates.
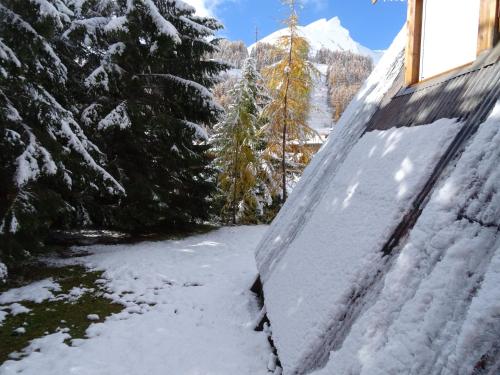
[248,17,384,63]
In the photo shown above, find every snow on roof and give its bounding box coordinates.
[255,27,407,282]
[255,23,500,374]
[264,118,462,374]
[313,101,500,375]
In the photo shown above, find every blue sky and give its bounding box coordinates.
[190,0,407,51]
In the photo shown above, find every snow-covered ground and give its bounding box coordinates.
[0,279,61,305]
[0,226,271,375]
[306,64,333,142]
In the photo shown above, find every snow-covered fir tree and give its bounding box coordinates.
[213,58,275,224]
[72,0,228,231]
[0,0,124,268]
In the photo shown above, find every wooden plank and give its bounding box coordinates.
[405,0,424,85]
[477,0,500,54]
[413,61,474,86]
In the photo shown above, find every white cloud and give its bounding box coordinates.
[183,0,226,17]
[182,0,211,16]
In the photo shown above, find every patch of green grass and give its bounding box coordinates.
[0,265,123,364]
[0,224,219,364]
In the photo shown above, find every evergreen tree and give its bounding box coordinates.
[0,0,123,268]
[262,0,316,203]
[213,58,274,224]
[62,0,127,227]
[72,0,228,231]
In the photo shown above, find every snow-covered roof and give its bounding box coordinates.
[254,26,500,375]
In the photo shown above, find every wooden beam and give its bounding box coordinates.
[477,0,500,54]
[405,0,424,85]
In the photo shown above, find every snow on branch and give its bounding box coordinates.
[81,103,102,126]
[190,14,223,31]
[98,102,131,130]
[105,16,128,32]
[182,120,209,140]
[0,4,68,82]
[29,85,125,194]
[15,124,58,187]
[62,16,109,40]
[0,262,7,282]
[85,66,110,91]
[29,0,72,26]
[85,61,125,92]
[0,97,57,188]
[137,73,223,112]
[107,42,126,57]
[169,0,196,14]
[59,119,125,194]
[127,0,181,43]
[0,39,21,67]
[179,15,214,36]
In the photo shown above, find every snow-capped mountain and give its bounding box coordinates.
[249,17,384,63]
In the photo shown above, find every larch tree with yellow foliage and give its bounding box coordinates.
[262,0,317,203]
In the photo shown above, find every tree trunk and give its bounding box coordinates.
[231,137,240,225]
[281,29,294,204]
[282,95,288,203]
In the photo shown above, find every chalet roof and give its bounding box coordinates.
[255,29,408,284]
[367,43,500,132]
[254,31,500,375]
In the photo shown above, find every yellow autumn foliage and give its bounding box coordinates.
[261,0,317,202]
